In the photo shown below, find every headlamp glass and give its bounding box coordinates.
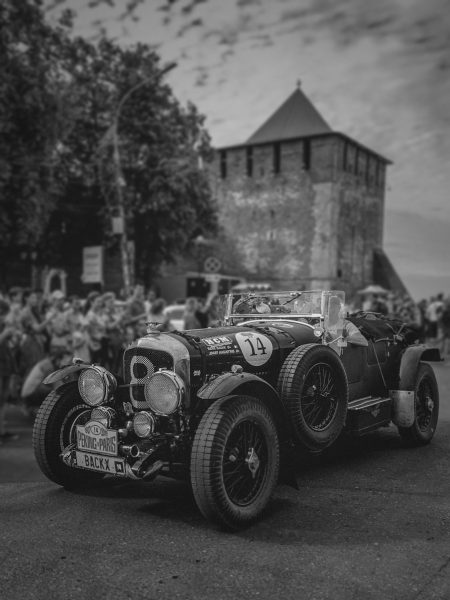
[143,371,184,416]
[78,367,116,407]
[133,411,156,438]
[90,406,115,428]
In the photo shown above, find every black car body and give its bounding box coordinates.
[33,290,441,529]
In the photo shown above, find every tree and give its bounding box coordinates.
[1,0,217,288]
[0,0,74,265]
[94,41,217,284]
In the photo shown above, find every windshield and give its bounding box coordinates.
[216,290,345,325]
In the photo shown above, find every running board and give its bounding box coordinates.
[346,396,392,435]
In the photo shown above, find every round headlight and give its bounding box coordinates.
[143,370,184,416]
[133,411,156,438]
[78,367,116,407]
[90,406,116,428]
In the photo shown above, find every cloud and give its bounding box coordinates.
[176,17,204,37]
[181,0,208,15]
[249,32,273,48]
[220,47,234,61]
[237,0,262,6]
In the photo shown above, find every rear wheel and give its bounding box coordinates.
[190,395,279,530]
[33,384,104,488]
[278,344,348,451]
[398,363,439,445]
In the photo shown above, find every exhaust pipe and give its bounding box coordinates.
[121,444,140,458]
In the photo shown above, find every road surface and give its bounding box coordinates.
[1,362,450,600]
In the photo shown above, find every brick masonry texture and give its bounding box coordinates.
[209,134,386,298]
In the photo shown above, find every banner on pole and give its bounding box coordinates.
[82,246,104,284]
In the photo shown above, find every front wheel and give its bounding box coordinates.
[190,395,280,530]
[33,383,104,488]
[398,363,439,445]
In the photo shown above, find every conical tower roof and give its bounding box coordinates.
[246,85,332,145]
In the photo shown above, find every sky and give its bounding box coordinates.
[46,0,450,300]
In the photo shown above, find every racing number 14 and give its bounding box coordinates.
[244,337,267,357]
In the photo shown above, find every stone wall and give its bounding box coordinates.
[210,133,387,298]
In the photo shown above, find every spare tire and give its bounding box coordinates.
[278,344,348,451]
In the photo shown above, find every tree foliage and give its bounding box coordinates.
[0,0,216,286]
[1,0,217,283]
[93,40,217,281]
[0,0,73,253]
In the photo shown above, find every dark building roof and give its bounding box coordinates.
[373,248,410,297]
[246,85,332,145]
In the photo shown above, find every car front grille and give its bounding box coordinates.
[123,346,173,409]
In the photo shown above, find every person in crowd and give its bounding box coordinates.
[362,293,373,312]
[0,299,20,444]
[440,298,450,356]
[65,295,87,332]
[416,299,428,341]
[62,294,90,363]
[103,291,124,371]
[195,297,210,328]
[20,344,72,417]
[204,294,221,327]
[147,298,171,332]
[135,318,149,338]
[144,289,157,321]
[371,294,388,315]
[115,325,137,379]
[83,289,102,316]
[183,297,202,330]
[425,294,444,342]
[85,292,108,365]
[18,290,48,379]
[34,288,46,321]
[71,329,90,363]
[45,289,72,349]
[122,283,147,334]
[5,286,24,330]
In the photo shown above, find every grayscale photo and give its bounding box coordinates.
[1,0,450,598]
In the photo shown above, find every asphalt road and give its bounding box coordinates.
[1,362,450,600]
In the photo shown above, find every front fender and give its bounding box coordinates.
[197,371,277,401]
[43,364,87,388]
[197,372,289,436]
[398,344,441,390]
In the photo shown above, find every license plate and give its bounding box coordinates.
[75,451,126,475]
[76,421,118,456]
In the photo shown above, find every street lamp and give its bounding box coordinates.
[111,61,177,294]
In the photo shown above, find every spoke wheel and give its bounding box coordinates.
[223,419,268,507]
[416,377,434,432]
[301,362,339,431]
[278,344,348,451]
[398,363,439,445]
[191,395,279,530]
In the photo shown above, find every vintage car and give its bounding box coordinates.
[33,290,441,530]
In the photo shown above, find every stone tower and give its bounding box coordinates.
[208,85,392,298]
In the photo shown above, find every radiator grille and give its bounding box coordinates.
[123,347,173,409]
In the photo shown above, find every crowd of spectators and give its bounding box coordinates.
[1,282,449,445]
[0,283,220,442]
[359,290,450,350]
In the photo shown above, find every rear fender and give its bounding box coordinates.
[197,372,289,436]
[43,364,87,388]
[398,345,441,390]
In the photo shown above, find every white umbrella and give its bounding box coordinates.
[358,284,389,295]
